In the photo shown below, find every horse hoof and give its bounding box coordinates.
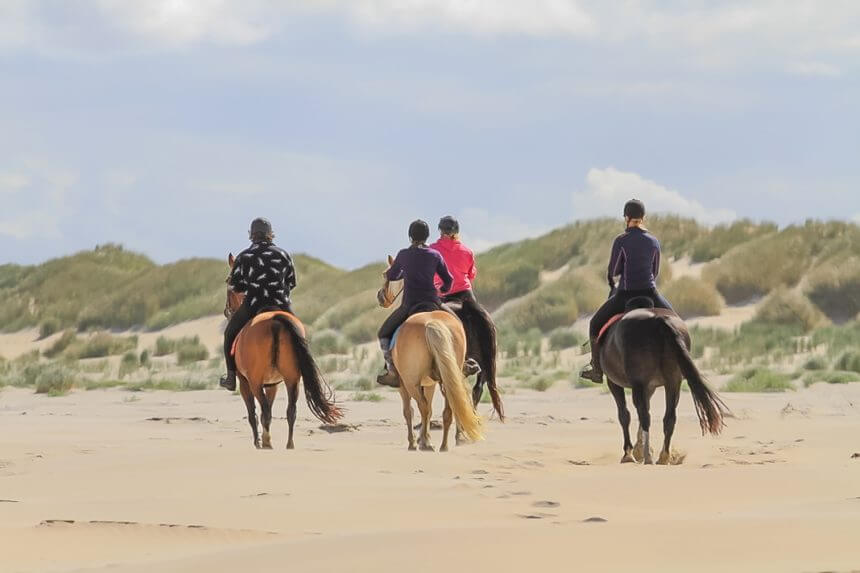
[408,444,417,451]
[657,452,671,465]
[419,444,435,452]
[286,443,295,450]
[440,445,448,452]
[643,457,654,465]
[620,453,636,464]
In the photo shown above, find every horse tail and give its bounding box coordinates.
[460,298,504,421]
[425,320,484,442]
[659,317,729,435]
[271,314,343,425]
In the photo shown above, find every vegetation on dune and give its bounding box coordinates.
[690,220,778,263]
[723,367,793,392]
[662,276,723,318]
[803,370,860,386]
[496,271,604,333]
[753,288,828,332]
[804,256,860,322]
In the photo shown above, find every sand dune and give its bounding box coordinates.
[1,382,859,572]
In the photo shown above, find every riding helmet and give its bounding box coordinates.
[438,215,459,235]
[249,217,274,238]
[623,199,646,219]
[408,219,430,243]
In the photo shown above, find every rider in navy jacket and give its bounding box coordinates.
[580,200,674,383]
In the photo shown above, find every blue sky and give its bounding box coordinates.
[1,1,858,269]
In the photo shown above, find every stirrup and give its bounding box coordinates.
[220,372,237,391]
[579,365,603,384]
[376,368,401,388]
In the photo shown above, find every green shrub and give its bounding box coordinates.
[352,391,384,402]
[662,276,723,318]
[42,330,78,358]
[805,256,860,322]
[72,333,138,359]
[834,350,860,373]
[342,309,387,344]
[476,261,541,310]
[497,272,603,333]
[139,349,151,368]
[154,336,175,356]
[724,367,793,392]
[802,356,828,371]
[548,328,583,350]
[38,317,60,340]
[176,337,209,365]
[119,351,139,378]
[311,329,350,356]
[810,322,860,356]
[754,289,828,332]
[34,363,78,396]
[803,370,860,386]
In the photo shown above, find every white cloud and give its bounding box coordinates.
[457,207,549,254]
[786,61,842,77]
[0,171,31,193]
[572,167,736,226]
[0,161,75,240]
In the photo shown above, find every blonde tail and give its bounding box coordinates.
[425,320,484,442]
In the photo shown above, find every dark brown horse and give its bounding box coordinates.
[226,254,342,449]
[598,299,729,464]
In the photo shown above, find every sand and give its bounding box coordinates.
[2,381,859,573]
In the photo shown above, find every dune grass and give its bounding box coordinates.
[723,367,794,392]
[803,370,860,387]
[662,276,723,319]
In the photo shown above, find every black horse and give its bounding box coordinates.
[598,298,728,464]
[448,297,504,421]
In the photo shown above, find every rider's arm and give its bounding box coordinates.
[283,252,297,291]
[607,236,623,289]
[436,255,453,294]
[467,250,477,280]
[652,242,661,279]
[385,252,405,281]
[229,252,250,293]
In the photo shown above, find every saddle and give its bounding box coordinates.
[388,301,448,350]
[597,307,678,344]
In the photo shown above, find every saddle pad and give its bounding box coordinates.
[597,313,625,343]
[389,326,403,350]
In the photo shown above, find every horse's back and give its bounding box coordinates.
[394,311,466,381]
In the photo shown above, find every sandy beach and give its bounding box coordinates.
[2,381,859,573]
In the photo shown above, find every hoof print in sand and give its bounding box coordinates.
[583,516,608,523]
[319,423,359,433]
[532,500,560,508]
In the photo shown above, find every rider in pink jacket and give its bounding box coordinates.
[430,216,478,304]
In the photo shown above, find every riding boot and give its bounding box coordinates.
[579,336,604,383]
[220,370,237,391]
[463,358,481,377]
[376,339,401,388]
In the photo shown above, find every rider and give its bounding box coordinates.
[430,215,478,305]
[580,199,674,383]
[377,220,454,387]
[220,217,297,391]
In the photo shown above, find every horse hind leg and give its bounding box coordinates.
[607,381,635,463]
[239,377,260,449]
[417,381,435,452]
[255,385,273,450]
[440,396,453,452]
[632,385,655,464]
[285,382,299,450]
[400,387,416,451]
[658,381,681,465]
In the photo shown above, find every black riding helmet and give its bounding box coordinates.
[438,215,459,235]
[408,219,430,243]
[249,217,274,240]
[623,199,646,219]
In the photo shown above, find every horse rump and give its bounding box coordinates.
[452,298,504,421]
[271,314,343,425]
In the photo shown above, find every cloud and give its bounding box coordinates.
[572,168,736,226]
[0,161,74,239]
[786,61,842,78]
[0,171,31,193]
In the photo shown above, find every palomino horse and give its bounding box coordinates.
[225,254,342,449]
[378,270,483,451]
[598,298,729,464]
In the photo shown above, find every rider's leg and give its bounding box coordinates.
[377,305,410,387]
[440,294,481,377]
[221,301,253,391]
[580,293,625,383]
[650,289,674,312]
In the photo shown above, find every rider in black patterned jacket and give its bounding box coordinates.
[220,218,297,391]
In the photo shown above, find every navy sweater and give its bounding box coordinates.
[386,245,453,307]
[607,227,662,291]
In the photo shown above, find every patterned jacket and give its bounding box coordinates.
[228,241,297,312]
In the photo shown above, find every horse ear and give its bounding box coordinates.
[387,255,394,265]
[228,253,235,267]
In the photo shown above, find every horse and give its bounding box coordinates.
[446,297,504,420]
[378,270,484,451]
[598,297,729,465]
[225,253,342,449]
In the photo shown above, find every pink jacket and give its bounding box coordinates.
[430,237,476,295]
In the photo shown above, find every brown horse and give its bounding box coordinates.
[225,254,342,449]
[378,273,483,451]
[598,298,729,464]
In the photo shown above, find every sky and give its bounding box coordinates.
[1,1,858,269]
